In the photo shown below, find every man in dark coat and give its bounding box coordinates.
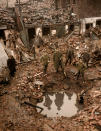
[65,47,74,65]
[7,56,16,77]
[53,51,64,73]
[81,52,90,68]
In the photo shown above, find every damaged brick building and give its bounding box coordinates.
[16,0,78,43]
[0,0,101,46]
[0,8,15,45]
[78,0,101,34]
[55,0,101,34]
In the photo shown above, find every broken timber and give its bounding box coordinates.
[24,101,43,112]
[80,84,93,96]
[66,30,75,41]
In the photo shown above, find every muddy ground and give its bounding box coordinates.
[0,35,101,131]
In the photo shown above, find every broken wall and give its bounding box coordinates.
[78,0,101,18]
[19,0,77,26]
[0,8,15,29]
[0,39,8,70]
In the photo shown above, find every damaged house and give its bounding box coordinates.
[14,0,78,47]
[0,8,15,41]
[54,0,101,34]
[0,0,78,48]
[0,0,101,47]
[71,0,101,34]
[14,0,101,40]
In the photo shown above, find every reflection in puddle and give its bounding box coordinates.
[37,92,79,117]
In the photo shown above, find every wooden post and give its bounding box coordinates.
[6,0,8,8]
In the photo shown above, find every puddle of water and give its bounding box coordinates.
[37,92,79,117]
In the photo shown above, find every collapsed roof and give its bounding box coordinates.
[16,0,78,27]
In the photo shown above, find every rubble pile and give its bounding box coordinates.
[14,63,44,101]
[73,91,101,130]
[18,1,77,26]
[85,26,101,39]
[0,8,15,28]
[92,26,101,38]
[68,36,90,59]
[0,32,101,130]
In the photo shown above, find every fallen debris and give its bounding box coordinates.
[24,101,43,112]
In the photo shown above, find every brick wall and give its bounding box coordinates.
[77,0,101,18]
[60,0,101,19]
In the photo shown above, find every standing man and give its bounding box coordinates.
[76,60,85,81]
[81,52,90,68]
[53,50,64,73]
[41,54,50,74]
[65,47,74,65]
[7,55,16,77]
[32,44,36,58]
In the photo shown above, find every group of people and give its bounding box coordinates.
[6,45,91,82]
[41,47,90,81]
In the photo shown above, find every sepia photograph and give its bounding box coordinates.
[0,0,101,130]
